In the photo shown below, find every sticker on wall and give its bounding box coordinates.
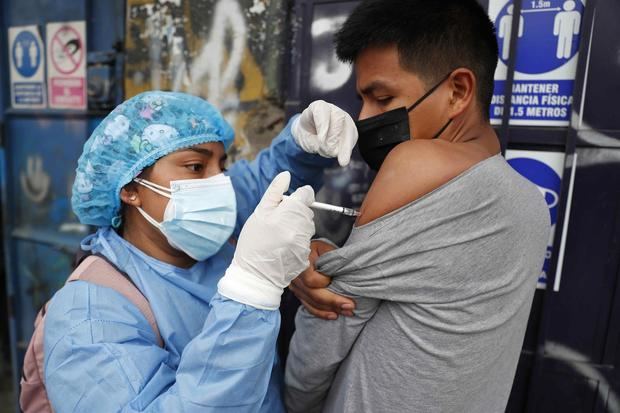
[46,21,87,110]
[8,25,46,109]
[489,0,586,126]
[506,150,565,289]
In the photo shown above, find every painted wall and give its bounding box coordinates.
[1,3,125,409]
[125,0,290,161]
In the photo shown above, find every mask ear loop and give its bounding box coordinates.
[136,206,164,229]
[406,72,453,113]
[134,178,172,199]
[132,178,172,229]
[405,72,454,140]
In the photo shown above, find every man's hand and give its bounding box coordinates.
[289,240,356,320]
[292,100,358,167]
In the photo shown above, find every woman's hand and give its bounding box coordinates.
[292,100,358,167]
[218,171,316,310]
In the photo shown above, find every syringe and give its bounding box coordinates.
[310,200,361,217]
[283,196,360,217]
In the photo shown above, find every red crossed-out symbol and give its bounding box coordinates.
[51,25,83,75]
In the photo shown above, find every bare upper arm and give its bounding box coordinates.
[356,140,491,226]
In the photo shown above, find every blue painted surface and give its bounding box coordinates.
[5,117,95,338]
[7,118,86,228]
[1,2,125,409]
[7,1,87,26]
[0,3,19,411]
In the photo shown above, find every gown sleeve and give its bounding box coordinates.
[44,281,284,412]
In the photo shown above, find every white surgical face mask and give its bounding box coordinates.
[133,174,237,261]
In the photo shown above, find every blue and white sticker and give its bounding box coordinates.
[489,0,585,126]
[506,150,565,289]
[8,25,46,108]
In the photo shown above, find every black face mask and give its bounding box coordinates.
[356,73,453,171]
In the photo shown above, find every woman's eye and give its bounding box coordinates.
[186,163,204,172]
[377,97,393,106]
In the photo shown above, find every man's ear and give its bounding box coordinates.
[447,68,476,119]
[120,183,141,207]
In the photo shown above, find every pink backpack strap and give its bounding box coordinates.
[20,255,163,413]
[20,301,55,413]
[69,255,164,347]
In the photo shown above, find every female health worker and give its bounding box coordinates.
[42,92,358,412]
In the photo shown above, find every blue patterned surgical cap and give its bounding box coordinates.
[72,91,235,227]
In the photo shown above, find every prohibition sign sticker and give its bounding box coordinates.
[47,21,87,109]
[50,25,83,75]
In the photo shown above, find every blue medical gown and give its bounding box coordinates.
[43,118,334,412]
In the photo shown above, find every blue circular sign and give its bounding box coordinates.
[507,157,561,225]
[12,31,41,78]
[495,0,585,74]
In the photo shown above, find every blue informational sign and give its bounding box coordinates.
[9,25,47,108]
[489,0,586,126]
[506,150,565,288]
[12,30,41,78]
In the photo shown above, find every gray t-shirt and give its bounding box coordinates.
[284,154,550,413]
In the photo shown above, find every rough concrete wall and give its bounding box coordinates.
[125,0,290,161]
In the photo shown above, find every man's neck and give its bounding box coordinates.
[442,114,500,154]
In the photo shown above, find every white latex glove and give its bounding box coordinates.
[292,100,358,167]
[218,171,316,310]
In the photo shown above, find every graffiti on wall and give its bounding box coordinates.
[20,155,51,204]
[125,0,289,160]
[310,15,352,94]
[303,1,373,245]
